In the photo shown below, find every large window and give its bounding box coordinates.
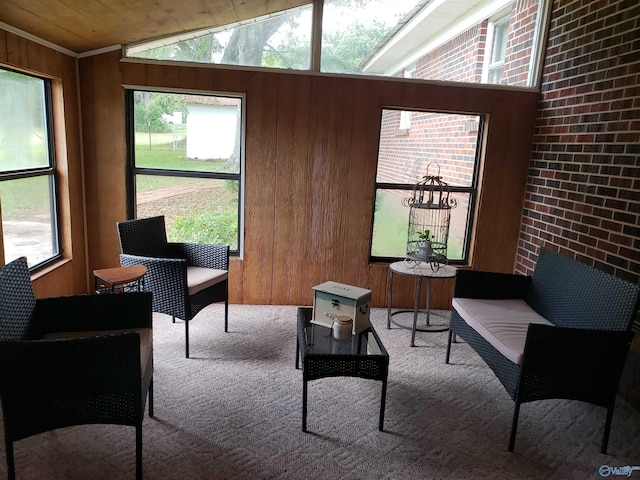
[127,90,243,255]
[320,0,420,74]
[371,109,482,263]
[126,6,313,69]
[123,1,549,89]
[0,68,60,269]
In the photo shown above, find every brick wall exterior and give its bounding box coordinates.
[378,110,479,187]
[416,24,485,84]
[503,0,539,86]
[377,0,540,188]
[515,0,640,289]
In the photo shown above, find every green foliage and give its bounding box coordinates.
[0,176,51,216]
[321,20,388,73]
[371,191,408,257]
[417,229,433,242]
[126,0,395,74]
[134,146,228,173]
[141,35,224,63]
[170,211,238,249]
[134,92,187,133]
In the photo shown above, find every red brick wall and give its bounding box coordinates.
[377,1,540,187]
[378,110,479,187]
[416,24,485,83]
[503,0,539,86]
[516,0,640,289]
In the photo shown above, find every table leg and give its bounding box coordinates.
[387,268,393,329]
[295,336,299,369]
[379,378,387,431]
[425,277,431,327]
[302,379,308,432]
[411,277,422,347]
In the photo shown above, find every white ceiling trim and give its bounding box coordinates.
[363,0,514,75]
[0,21,77,57]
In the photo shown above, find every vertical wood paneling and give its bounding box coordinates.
[304,76,334,290]
[80,57,538,309]
[271,74,312,305]
[0,30,8,63]
[242,71,279,304]
[5,33,28,66]
[80,50,128,271]
[344,82,383,286]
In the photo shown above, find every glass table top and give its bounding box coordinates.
[303,323,385,357]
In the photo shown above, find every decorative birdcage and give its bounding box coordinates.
[403,163,457,270]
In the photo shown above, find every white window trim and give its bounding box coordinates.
[399,66,416,130]
[481,9,511,84]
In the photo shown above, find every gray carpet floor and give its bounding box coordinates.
[2,304,639,479]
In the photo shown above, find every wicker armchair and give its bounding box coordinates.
[0,257,153,480]
[117,215,229,358]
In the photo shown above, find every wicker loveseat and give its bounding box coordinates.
[445,248,639,453]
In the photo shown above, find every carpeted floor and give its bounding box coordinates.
[2,304,639,479]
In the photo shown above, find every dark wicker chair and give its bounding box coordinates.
[0,257,153,480]
[117,215,229,358]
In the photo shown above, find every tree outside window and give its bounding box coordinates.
[128,90,243,254]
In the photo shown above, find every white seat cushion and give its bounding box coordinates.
[452,298,554,365]
[187,266,228,296]
[43,328,152,374]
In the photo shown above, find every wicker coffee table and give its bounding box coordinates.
[296,306,389,432]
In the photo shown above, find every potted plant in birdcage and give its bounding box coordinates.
[417,229,434,259]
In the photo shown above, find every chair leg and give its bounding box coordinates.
[6,440,15,480]
[185,319,190,358]
[148,379,154,418]
[445,330,453,364]
[136,424,143,480]
[509,401,521,452]
[224,299,229,333]
[601,405,615,454]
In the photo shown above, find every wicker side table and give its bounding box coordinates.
[296,306,389,432]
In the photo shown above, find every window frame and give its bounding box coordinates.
[124,87,245,257]
[370,109,484,265]
[0,66,61,270]
[123,0,550,90]
[482,12,511,85]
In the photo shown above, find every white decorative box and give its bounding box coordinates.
[311,281,372,334]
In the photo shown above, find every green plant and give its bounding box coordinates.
[169,211,238,249]
[417,229,433,242]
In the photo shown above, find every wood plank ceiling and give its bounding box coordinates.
[0,0,309,53]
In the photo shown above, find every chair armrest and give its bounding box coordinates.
[518,324,634,406]
[172,242,229,270]
[454,270,531,299]
[30,291,152,338]
[120,253,189,320]
[0,334,141,438]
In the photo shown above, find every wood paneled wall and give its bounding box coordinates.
[79,52,539,309]
[0,29,88,298]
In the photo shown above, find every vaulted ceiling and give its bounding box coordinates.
[0,0,308,53]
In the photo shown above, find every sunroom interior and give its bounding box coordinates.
[0,0,639,410]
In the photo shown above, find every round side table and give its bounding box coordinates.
[387,261,456,346]
[93,265,147,293]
